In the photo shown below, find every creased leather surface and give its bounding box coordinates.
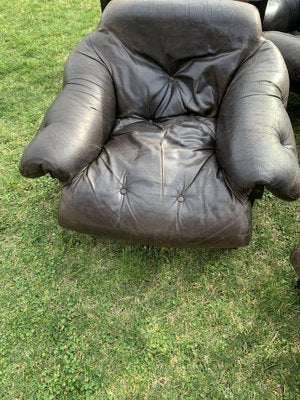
[19,39,116,181]
[20,0,300,248]
[217,40,300,201]
[59,116,251,247]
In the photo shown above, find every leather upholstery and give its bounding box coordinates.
[263,0,300,32]
[20,0,300,248]
[263,0,300,92]
[100,0,110,11]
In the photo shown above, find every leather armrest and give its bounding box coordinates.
[20,34,116,182]
[216,40,300,201]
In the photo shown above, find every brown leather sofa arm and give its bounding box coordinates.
[216,40,300,201]
[19,35,116,182]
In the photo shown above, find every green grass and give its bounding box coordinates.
[1,1,300,398]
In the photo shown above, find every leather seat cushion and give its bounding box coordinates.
[59,115,251,248]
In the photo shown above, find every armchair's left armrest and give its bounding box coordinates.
[216,40,300,201]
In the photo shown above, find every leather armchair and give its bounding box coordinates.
[263,0,300,92]
[19,0,300,248]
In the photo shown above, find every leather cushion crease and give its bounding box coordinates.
[19,0,300,248]
[263,0,300,93]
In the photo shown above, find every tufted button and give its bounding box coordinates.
[169,77,174,82]
[178,196,184,203]
[120,188,127,195]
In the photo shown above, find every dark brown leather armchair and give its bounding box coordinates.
[19,0,300,248]
[263,0,300,92]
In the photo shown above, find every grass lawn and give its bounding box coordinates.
[1,0,300,398]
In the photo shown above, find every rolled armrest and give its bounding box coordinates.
[20,33,116,182]
[216,40,300,201]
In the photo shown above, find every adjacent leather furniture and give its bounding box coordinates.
[19,0,300,248]
[100,0,110,11]
[263,0,300,92]
[101,0,268,18]
[290,244,300,280]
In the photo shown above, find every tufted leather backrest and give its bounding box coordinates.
[92,0,264,119]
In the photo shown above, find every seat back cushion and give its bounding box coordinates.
[92,0,264,119]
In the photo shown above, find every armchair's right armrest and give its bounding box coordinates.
[20,33,116,182]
